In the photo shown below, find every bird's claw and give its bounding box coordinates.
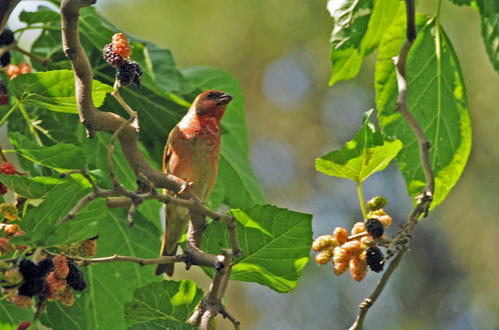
[178,181,194,195]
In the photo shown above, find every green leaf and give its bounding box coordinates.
[0,174,64,199]
[0,301,33,327]
[12,180,103,247]
[124,280,202,329]
[327,0,404,85]
[181,66,266,208]
[316,110,402,183]
[19,6,60,25]
[474,0,499,72]
[446,0,498,71]
[9,70,113,113]
[41,294,88,330]
[375,16,472,208]
[9,133,88,171]
[202,205,312,293]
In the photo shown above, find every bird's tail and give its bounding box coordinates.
[155,230,176,276]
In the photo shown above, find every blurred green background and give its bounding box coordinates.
[10,0,499,329]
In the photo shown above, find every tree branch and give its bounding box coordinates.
[348,0,434,328]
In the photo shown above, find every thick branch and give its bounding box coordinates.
[348,0,434,328]
[0,0,20,32]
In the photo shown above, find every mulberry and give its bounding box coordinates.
[365,218,384,239]
[349,252,368,282]
[37,258,54,278]
[332,246,350,275]
[18,276,45,297]
[351,222,366,235]
[333,227,348,245]
[66,260,86,291]
[53,255,69,279]
[0,29,15,46]
[18,259,40,280]
[312,235,337,252]
[116,59,142,88]
[0,81,8,105]
[0,162,16,175]
[315,248,334,265]
[0,52,10,68]
[103,43,124,67]
[366,196,388,211]
[111,33,132,58]
[366,246,384,273]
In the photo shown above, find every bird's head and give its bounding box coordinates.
[194,90,232,120]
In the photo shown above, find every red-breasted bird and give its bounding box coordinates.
[155,90,232,276]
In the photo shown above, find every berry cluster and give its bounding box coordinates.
[59,235,98,258]
[312,196,393,281]
[0,200,26,255]
[103,33,142,88]
[1,255,87,308]
[4,61,31,80]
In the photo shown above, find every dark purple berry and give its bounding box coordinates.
[366,246,384,273]
[0,29,15,46]
[0,51,11,67]
[116,59,142,88]
[365,218,384,239]
[0,81,8,105]
[18,259,40,280]
[37,258,54,278]
[18,277,45,297]
[66,260,86,291]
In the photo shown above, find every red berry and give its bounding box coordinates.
[0,162,16,175]
[17,321,31,330]
[0,81,8,105]
[0,183,7,195]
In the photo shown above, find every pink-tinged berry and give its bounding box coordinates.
[3,224,19,236]
[351,222,366,235]
[315,248,334,265]
[53,255,69,279]
[58,287,75,306]
[333,227,348,245]
[350,252,368,282]
[111,33,132,58]
[19,61,31,74]
[17,321,31,330]
[0,237,15,253]
[13,294,33,308]
[312,235,337,252]
[5,63,20,80]
[332,246,350,275]
[46,271,67,294]
[342,240,363,258]
[80,239,97,257]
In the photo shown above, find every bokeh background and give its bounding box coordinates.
[8,0,499,329]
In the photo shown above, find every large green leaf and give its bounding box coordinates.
[376,15,472,208]
[124,280,202,329]
[0,174,64,199]
[327,0,404,85]
[316,110,402,183]
[0,302,33,328]
[9,133,88,171]
[182,67,266,208]
[448,0,499,72]
[11,180,103,247]
[9,70,113,113]
[19,6,60,25]
[202,205,312,293]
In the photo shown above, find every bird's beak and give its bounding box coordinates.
[216,93,233,106]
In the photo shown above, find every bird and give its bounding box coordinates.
[155,90,232,276]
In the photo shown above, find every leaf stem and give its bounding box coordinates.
[18,102,43,146]
[357,181,367,219]
[435,0,442,20]
[0,100,19,127]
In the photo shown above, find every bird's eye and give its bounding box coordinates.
[206,92,217,99]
